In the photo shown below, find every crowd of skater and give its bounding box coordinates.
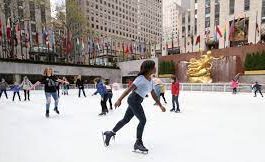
[0,60,264,153]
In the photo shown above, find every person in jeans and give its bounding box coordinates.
[0,78,9,100]
[37,68,66,118]
[76,75,86,98]
[20,76,33,101]
[170,75,180,113]
[93,78,108,115]
[102,60,166,153]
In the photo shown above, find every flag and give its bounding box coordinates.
[216,25,222,38]
[224,24,227,41]
[15,23,21,45]
[81,37,85,50]
[125,43,129,54]
[6,18,11,41]
[0,19,2,41]
[25,22,30,48]
[256,23,260,35]
[195,35,200,45]
[229,18,235,41]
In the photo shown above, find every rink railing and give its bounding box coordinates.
[33,83,265,93]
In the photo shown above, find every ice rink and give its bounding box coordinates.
[0,89,265,162]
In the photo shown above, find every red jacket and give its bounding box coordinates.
[171,82,180,95]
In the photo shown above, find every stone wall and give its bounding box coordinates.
[118,58,158,78]
[0,61,121,83]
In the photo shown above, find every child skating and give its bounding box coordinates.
[102,60,166,153]
[252,82,263,97]
[20,76,33,101]
[11,82,21,102]
[93,78,108,115]
[0,78,9,100]
[170,76,180,113]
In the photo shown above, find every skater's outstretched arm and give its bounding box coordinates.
[151,90,166,112]
[114,84,137,108]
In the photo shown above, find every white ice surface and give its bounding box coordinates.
[0,89,265,162]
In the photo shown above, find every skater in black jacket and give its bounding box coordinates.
[252,82,264,97]
[102,60,166,153]
[76,75,86,97]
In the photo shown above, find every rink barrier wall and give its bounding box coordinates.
[33,83,265,93]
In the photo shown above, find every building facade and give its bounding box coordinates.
[162,0,191,56]
[0,0,51,60]
[190,0,264,52]
[67,0,163,62]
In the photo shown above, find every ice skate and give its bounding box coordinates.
[54,107,60,114]
[133,139,148,154]
[102,131,116,146]
[45,110,49,118]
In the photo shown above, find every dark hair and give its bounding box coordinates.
[94,78,101,84]
[105,80,110,85]
[137,60,156,76]
[171,75,177,82]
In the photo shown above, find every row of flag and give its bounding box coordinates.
[0,18,56,50]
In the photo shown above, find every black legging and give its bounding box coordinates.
[160,93,167,103]
[254,89,264,97]
[101,93,108,113]
[0,90,8,99]
[232,88,237,94]
[24,90,30,100]
[107,92,113,109]
[112,92,146,140]
[78,88,86,97]
[13,92,21,101]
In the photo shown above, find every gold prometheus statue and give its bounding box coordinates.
[185,50,224,83]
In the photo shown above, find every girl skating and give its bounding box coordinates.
[20,76,33,101]
[0,78,9,100]
[76,75,86,98]
[37,68,67,118]
[102,60,166,153]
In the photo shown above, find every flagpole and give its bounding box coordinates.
[255,11,258,44]
[224,22,226,48]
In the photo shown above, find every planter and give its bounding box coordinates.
[244,70,265,75]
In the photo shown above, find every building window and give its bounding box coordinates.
[40,5,46,24]
[215,0,220,25]
[262,0,265,23]
[29,1,35,21]
[205,0,211,15]
[31,23,36,32]
[229,0,235,15]
[244,0,250,11]
[205,17,210,28]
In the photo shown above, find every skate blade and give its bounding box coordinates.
[102,132,107,147]
[132,150,148,154]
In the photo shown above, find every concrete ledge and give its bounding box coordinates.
[244,70,265,75]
